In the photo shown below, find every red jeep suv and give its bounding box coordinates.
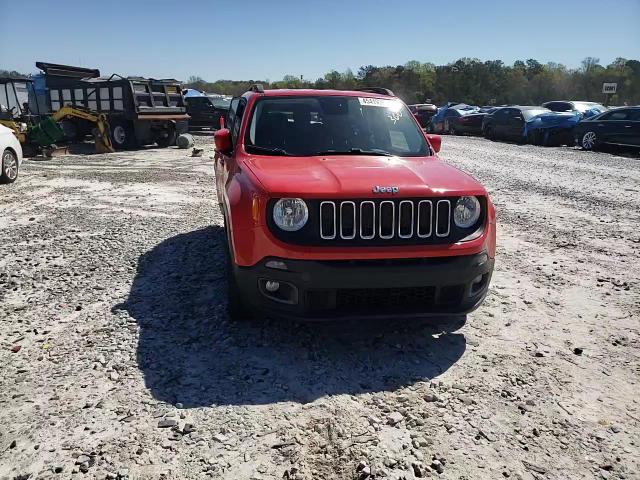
[214,85,496,320]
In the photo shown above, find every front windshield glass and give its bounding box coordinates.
[210,97,231,109]
[245,96,430,157]
[522,108,552,120]
[574,102,605,114]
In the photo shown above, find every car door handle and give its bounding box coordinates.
[598,124,605,127]
[625,125,632,128]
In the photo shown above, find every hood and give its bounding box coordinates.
[242,155,486,198]
[527,111,580,130]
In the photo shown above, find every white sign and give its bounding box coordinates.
[358,97,401,109]
[602,83,617,94]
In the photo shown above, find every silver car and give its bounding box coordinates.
[0,124,23,184]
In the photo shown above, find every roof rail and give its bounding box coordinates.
[250,84,265,93]
[355,87,395,96]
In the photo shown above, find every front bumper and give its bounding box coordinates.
[234,252,494,320]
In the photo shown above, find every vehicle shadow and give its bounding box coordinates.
[114,226,467,407]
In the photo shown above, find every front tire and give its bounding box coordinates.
[224,218,252,321]
[484,126,495,141]
[581,131,598,150]
[1,149,19,184]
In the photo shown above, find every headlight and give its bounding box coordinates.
[454,196,481,228]
[273,198,308,231]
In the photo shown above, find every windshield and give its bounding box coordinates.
[522,108,552,120]
[210,97,231,109]
[574,102,606,114]
[245,96,430,157]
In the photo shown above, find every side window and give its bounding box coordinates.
[628,109,640,121]
[495,109,510,124]
[226,97,239,131]
[546,102,571,112]
[610,111,629,121]
[505,109,523,124]
[231,98,247,147]
[601,110,629,121]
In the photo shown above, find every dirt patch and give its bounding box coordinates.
[1,136,638,479]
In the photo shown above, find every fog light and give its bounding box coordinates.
[265,281,280,292]
[265,260,288,270]
[472,275,483,285]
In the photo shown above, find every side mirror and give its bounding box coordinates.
[426,134,441,153]
[214,128,232,153]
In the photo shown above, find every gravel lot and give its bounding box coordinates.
[1,135,638,480]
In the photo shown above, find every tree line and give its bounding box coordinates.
[186,57,640,106]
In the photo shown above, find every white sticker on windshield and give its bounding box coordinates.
[358,97,401,109]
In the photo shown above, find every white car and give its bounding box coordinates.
[0,124,23,184]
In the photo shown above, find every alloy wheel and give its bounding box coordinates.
[582,131,597,150]
[3,151,17,180]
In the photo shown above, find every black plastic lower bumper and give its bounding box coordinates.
[233,252,494,320]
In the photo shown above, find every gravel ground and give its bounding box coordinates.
[1,135,638,480]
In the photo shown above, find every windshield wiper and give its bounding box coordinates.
[312,148,392,157]
[245,145,293,156]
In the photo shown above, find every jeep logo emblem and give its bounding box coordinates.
[372,185,399,194]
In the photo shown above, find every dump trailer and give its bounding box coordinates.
[33,62,188,149]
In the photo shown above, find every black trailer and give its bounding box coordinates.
[34,62,188,149]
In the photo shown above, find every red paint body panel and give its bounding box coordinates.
[215,89,497,267]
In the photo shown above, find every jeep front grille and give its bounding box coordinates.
[266,196,485,246]
[319,199,451,241]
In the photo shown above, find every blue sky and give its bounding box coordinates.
[2,0,639,81]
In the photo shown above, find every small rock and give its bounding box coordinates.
[458,394,475,406]
[387,412,404,425]
[573,347,583,355]
[182,423,196,435]
[10,344,21,353]
[109,371,120,381]
[431,459,444,474]
[412,462,427,478]
[367,415,382,425]
[424,393,439,403]
[213,433,228,443]
[157,419,178,428]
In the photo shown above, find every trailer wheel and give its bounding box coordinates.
[111,121,136,150]
[156,125,177,148]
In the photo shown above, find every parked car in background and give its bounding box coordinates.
[573,107,640,150]
[482,106,580,145]
[453,107,498,136]
[185,95,231,130]
[0,124,23,184]
[542,100,607,119]
[408,103,437,128]
[429,104,479,134]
